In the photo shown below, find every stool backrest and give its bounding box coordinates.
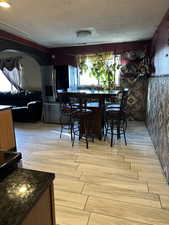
[75,95,88,111]
[120,88,129,111]
[58,93,70,111]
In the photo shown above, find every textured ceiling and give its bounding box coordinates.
[0,0,168,47]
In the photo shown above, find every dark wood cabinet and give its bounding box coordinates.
[22,184,55,225]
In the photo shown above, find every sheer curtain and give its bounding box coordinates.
[0,57,23,92]
[0,70,12,92]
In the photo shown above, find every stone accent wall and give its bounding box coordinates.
[121,77,148,121]
[147,76,169,182]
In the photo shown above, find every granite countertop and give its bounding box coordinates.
[0,151,22,180]
[0,168,55,225]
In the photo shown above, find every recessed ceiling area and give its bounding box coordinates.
[0,0,168,47]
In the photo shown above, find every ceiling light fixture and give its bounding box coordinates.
[0,0,11,8]
[76,30,92,38]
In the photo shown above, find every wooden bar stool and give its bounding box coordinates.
[71,96,95,149]
[104,89,128,146]
[58,93,75,140]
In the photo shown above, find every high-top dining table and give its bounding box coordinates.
[57,89,121,139]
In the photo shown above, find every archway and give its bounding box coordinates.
[0,49,42,91]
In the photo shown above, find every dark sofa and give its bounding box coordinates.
[0,91,42,122]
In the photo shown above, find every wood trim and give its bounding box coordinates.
[0,29,50,53]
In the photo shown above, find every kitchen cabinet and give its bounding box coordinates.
[0,105,16,151]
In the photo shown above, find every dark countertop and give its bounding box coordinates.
[57,88,121,96]
[0,105,12,111]
[0,168,55,225]
[0,151,22,180]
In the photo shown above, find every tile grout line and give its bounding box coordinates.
[83,195,90,211]
[80,182,87,194]
[82,192,163,210]
[147,181,150,193]
[84,206,154,225]
[86,213,91,225]
[55,202,89,212]
[158,194,163,209]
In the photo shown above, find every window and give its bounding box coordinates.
[0,69,17,92]
[79,57,98,86]
[77,53,121,88]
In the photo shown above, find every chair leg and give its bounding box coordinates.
[78,121,82,140]
[123,120,127,145]
[60,124,63,139]
[71,123,75,147]
[71,136,74,147]
[110,120,114,147]
[104,121,108,141]
[71,115,94,149]
[84,120,89,149]
[87,119,94,143]
[123,130,127,145]
[86,136,89,149]
[117,120,121,140]
[70,122,73,141]
[92,134,94,142]
[125,120,127,130]
[92,119,95,142]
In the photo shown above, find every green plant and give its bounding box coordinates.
[78,53,121,89]
[90,54,121,89]
[79,60,88,74]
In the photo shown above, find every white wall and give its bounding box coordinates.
[0,51,42,90]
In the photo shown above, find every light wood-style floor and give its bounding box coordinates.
[15,121,169,225]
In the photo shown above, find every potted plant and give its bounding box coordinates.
[79,53,121,89]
